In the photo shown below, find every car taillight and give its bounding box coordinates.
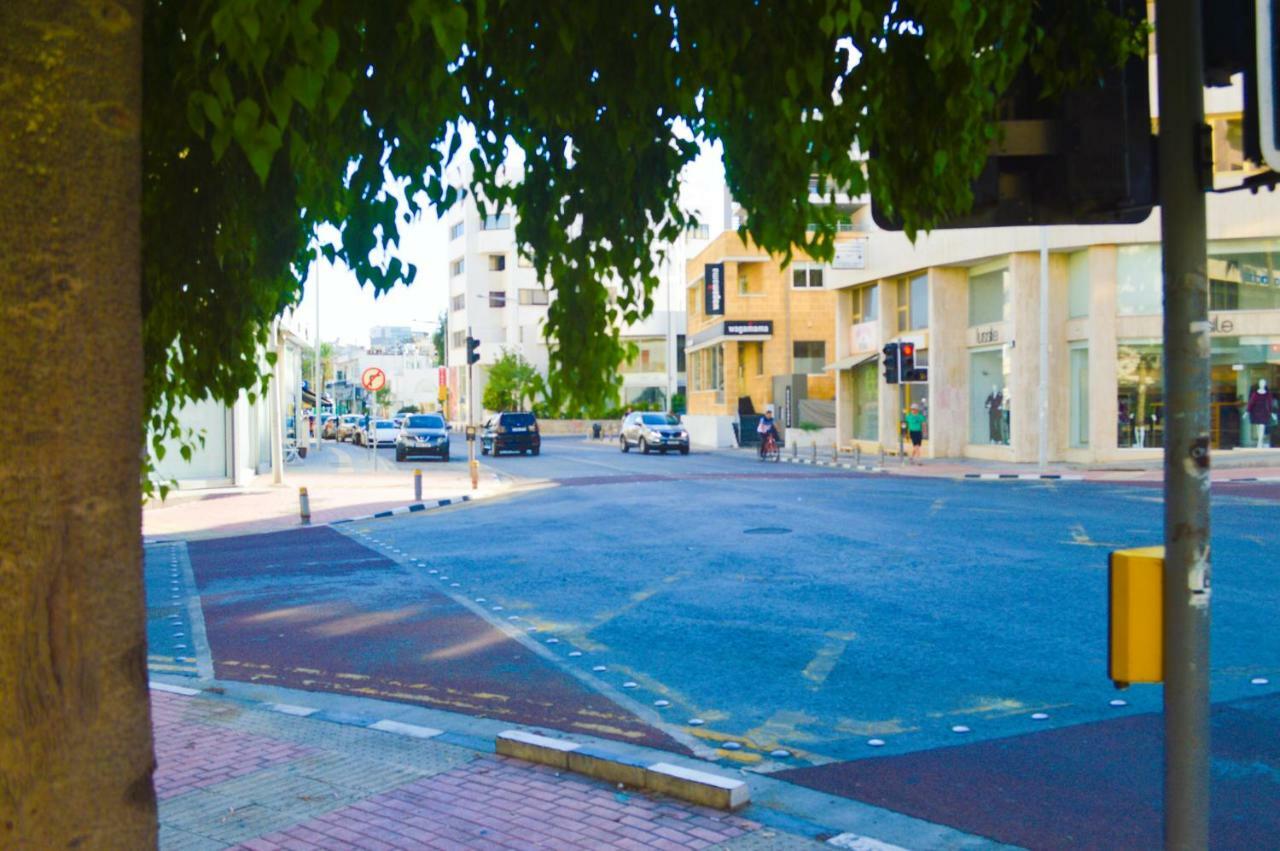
[531,424,539,433]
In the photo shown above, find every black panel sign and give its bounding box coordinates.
[704,263,725,315]
[724,320,773,336]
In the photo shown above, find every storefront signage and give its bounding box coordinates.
[833,238,868,269]
[784,385,793,427]
[725,320,773,336]
[704,263,725,315]
[1208,314,1235,333]
[976,326,1001,343]
[851,321,879,353]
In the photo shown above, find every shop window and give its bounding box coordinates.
[621,339,667,375]
[968,267,1009,326]
[518,288,549,305]
[794,341,826,374]
[1208,240,1280,311]
[1068,252,1090,319]
[970,347,1011,445]
[488,254,506,271]
[850,284,879,323]
[852,360,879,441]
[488,291,506,308]
[1117,246,1162,315]
[1117,341,1164,448]
[1070,345,1089,448]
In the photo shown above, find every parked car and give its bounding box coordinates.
[336,414,363,442]
[396,414,450,462]
[620,412,689,454]
[480,412,541,456]
[358,418,399,448]
[320,415,339,440]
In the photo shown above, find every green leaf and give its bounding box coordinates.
[325,72,353,119]
[285,66,323,111]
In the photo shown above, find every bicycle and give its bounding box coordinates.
[759,431,780,462]
[284,439,301,464]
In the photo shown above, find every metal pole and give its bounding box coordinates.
[898,384,905,464]
[468,324,478,490]
[313,251,322,451]
[1155,2,1211,847]
[270,320,285,485]
[1038,227,1049,470]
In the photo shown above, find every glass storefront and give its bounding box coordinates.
[1117,246,1162,316]
[1118,337,1280,449]
[1208,241,1280,311]
[969,346,1011,445]
[851,360,878,441]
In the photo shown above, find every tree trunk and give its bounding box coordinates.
[0,2,156,847]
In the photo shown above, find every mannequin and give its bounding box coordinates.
[985,385,1004,443]
[1000,387,1012,445]
[1247,379,1277,448]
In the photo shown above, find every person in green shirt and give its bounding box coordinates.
[904,403,927,465]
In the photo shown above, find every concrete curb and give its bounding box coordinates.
[963,473,1084,481]
[1225,476,1280,483]
[496,730,750,811]
[776,455,885,474]
[329,494,473,525]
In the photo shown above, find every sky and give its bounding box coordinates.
[289,140,729,348]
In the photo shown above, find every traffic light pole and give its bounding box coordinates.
[1156,2,1212,847]
[467,325,478,491]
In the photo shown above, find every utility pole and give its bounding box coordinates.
[313,249,322,452]
[1038,227,1049,470]
[1156,2,1212,847]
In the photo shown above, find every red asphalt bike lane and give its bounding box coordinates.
[186,526,688,753]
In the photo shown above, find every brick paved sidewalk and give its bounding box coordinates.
[154,689,827,851]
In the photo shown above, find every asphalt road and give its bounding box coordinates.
[172,436,1280,847]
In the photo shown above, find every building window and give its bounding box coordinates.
[970,347,1011,445]
[676,335,686,373]
[450,294,465,312]
[1070,345,1089,448]
[686,223,711,240]
[1208,240,1280,310]
[621,338,667,375]
[896,275,928,331]
[488,291,506,308]
[449,221,464,240]
[481,213,512,230]
[488,254,506,271]
[792,267,824,289]
[450,330,465,349]
[968,267,1009,326]
[518,252,535,268]
[450,257,465,277]
[852,360,879,441]
[850,284,879,323]
[754,341,765,375]
[739,267,763,295]
[793,341,826,374]
[1117,245,1162,315]
[518,288,549,305]
[711,345,724,393]
[1067,252,1090,319]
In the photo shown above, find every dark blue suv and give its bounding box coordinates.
[480,412,541,456]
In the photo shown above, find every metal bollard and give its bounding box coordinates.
[414,469,422,502]
[831,444,838,464]
[811,442,817,463]
[298,487,311,525]
[879,446,886,467]
[854,445,861,467]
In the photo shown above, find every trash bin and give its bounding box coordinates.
[592,422,602,439]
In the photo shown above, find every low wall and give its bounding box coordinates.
[538,418,621,436]
[684,414,739,449]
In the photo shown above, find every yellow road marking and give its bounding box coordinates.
[802,631,857,687]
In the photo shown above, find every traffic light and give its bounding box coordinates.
[882,342,900,384]
[466,336,481,365]
[899,342,929,383]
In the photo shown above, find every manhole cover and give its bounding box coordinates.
[744,526,792,535]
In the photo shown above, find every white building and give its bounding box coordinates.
[443,195,710,421]
[332,344,441,415]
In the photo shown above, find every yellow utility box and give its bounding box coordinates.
[1109,546,1164,687]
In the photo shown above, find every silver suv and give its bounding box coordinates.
[620,412,689,455]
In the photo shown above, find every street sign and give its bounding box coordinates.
[361,367,386,392]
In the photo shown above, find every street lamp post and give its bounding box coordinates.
[312,248,322,452]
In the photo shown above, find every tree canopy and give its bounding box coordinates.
[482,350,541,413]
[144,0,1142,477]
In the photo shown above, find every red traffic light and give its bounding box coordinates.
[901,343,914,357]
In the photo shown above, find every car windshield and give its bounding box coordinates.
[502,413,536,427]
[642,414,680,426]
[342,415,359,423]
[375,420,395,428]
[407,415,444,429]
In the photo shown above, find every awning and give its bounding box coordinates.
[825,351,878,371]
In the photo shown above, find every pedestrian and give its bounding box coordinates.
[904,403,926,465]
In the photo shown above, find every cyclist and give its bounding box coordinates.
[757,409,779,458]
